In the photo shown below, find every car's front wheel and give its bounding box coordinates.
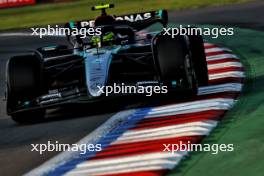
[188,33,208,86]
[154,34,198,95]
[6,54,46,123]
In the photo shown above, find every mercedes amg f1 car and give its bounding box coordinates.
[5,4,208,123]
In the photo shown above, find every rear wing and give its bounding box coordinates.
[65,9,168,30]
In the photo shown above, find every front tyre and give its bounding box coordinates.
[6,54,46,123]
[154,34,198,96]
[184,54,198,96]
[188,33,208,86]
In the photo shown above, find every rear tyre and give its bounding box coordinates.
[154,34,198,95]
[184,54,198,96]
[6,54,46,123]
[188,33,208,86]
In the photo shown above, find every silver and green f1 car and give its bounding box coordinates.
[5,4,208,123]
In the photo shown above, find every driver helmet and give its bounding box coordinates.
[92,31,115,46]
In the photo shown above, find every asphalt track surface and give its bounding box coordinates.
[0,1,263,176]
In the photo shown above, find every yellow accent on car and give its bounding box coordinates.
[94,4,110,10]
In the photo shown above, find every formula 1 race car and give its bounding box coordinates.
[5,4,208,123]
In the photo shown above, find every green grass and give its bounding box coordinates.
[168,27,264,176]
[0,0,253,31]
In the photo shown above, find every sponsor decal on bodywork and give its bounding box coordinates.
[79,10,165,27]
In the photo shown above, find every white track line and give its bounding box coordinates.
[207,62,242,69]
[119,120,217,137]
[112,120,217,144]
[147,98,234,116]
[67,165,173,176]
[65,152,186,176]
[206,53,239,61]
[205,47,232,53]
[209,71,245,80]
[204,43,215,47]
[67,160,176,175]
[76,152,184,168]
[198,83,242,95]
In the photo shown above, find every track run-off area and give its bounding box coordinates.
[26,43,245,176]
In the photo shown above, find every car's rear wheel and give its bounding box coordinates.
[188,34,208,86]
[6,54,46,123]
[154,34,198,95]
[184,54,198,95]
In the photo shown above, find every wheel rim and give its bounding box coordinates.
[184,55,197,89]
